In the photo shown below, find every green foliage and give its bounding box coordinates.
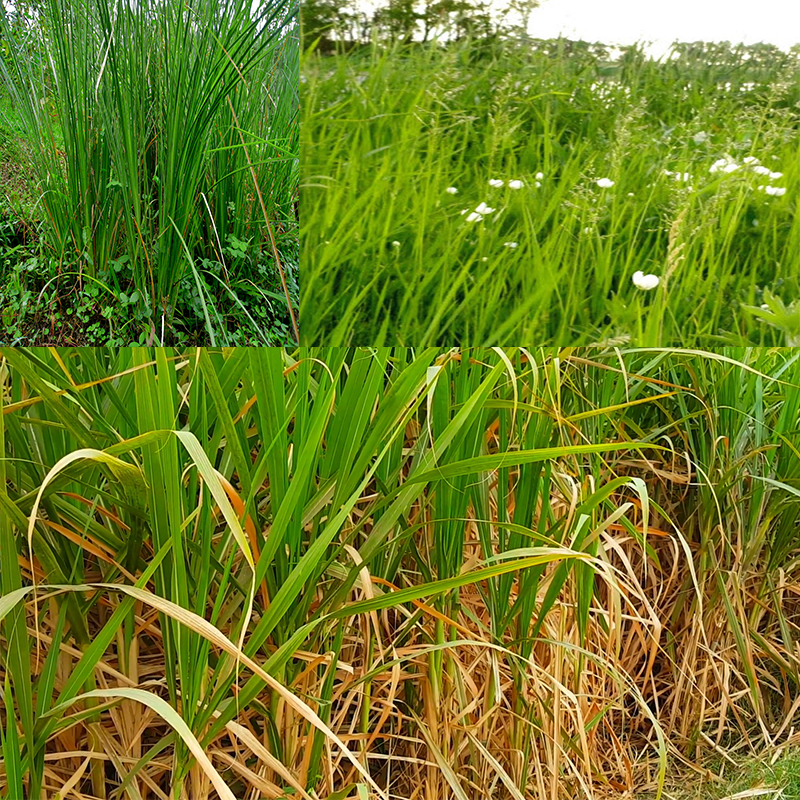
[301,38,800,345]
[302,0,357,52]
[0,196,297,345]
[301,0,496,48]
[743,288,800,346]
[0,0,299,340]
[660,748,800,799]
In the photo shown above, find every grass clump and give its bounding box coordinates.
[0,0,298,345]
[3,347,800,798]
[658,750,800,799]
[301,37,800,345]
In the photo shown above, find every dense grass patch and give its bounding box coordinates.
[659,749,800,799]
[0,0,298,345]
[3,348,800,797]
[301,38,800,345]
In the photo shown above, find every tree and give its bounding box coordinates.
[371,0,420,42]
[421,0,477,42]
[301,0,356,51]
[496,0,539,38]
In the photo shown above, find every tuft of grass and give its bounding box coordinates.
[0,0,299,341]
[655,749,800,799]
[3,347,800,798]
[300,37,800,345]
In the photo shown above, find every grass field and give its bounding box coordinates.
[0,0,299,346]
[301,38,800,345]
[3,347,800,798]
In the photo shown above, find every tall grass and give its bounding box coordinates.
[3,347,800,797]
[0,0,298,340]
[301,37,800,345]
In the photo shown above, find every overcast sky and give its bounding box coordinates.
[526,0,800,57]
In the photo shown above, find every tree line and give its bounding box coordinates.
[302,0,543,51]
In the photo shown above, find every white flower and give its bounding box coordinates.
[663,169,673,176]
[743,156,760,165]
[462,202,495,221]
[508,179,524,189]
[391,241,401,247]
[709,157,739,174]
[445,186,458,194]
[693,131,709,144]
[534,181,542,188]
[632,270,660,291]
[627,192,635,196]
[535,172,544,180]
[489,179,504,188]
[751,165,771,175]
[769,171,783,180]
[763,185,786,196]
[596,178,615,188]
[503,242,519,248]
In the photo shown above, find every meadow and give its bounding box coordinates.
[0,0,298,346]
[2,346,800,799]
[301,37,800,345]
